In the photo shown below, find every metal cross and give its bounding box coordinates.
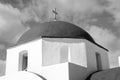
[52,8,58,21]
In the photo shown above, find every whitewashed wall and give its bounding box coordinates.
[6,39,42,75]
[6,38,109,80]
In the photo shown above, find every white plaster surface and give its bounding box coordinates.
[42,39,87,67]
[42,62,69,80]
[41,62,90,80]
[0,71,43,80]
[6,38,109,80]
[6,39,43,74]
[85,40,109,70]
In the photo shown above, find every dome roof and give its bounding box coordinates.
[17,21,95,44]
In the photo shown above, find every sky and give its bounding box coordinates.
[0,0,120,75]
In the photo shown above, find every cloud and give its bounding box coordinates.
[52,0,103,12]
[87,25,116,48]
[87,25,120,53]
[86,25,120,67]
[3,0,119,29]
[104,0,120,25]
[1,0,120,28]
[0,0,30,9]
[19,0,107,24]
[0,3,28,45]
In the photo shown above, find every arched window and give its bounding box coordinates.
[19,50,28,71]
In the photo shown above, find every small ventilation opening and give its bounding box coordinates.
[95,53,102,70]
[19,50,28,71]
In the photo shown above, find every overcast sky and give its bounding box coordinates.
[0,0,119,70]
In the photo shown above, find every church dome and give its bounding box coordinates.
[17,21,95,44]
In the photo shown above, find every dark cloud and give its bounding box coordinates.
[88,11,120,36]
[0,0,31,9]
[97,0,110,6]
[0,3,28,46]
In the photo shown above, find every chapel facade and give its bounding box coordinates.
[5,21,109,80]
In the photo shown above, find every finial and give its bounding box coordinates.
[52,8,58,21]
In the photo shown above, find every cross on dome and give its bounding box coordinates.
[52,8,58,21]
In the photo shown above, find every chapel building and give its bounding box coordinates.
[4,21,109,80]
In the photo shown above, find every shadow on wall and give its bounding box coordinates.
[85,70,101,80]
[69,63,98,80]
[28,71,47,80]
